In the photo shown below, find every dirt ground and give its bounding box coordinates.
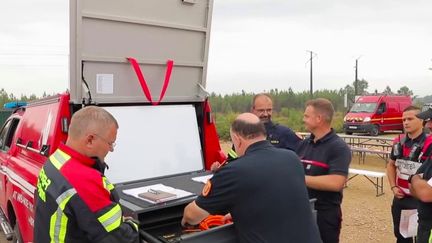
[0,144,397,243]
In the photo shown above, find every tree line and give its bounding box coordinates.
[209,81,424,140]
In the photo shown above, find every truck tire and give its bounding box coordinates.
[369,125,380,136]
[12,223,23,243]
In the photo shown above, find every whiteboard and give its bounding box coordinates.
[103,105,204,184]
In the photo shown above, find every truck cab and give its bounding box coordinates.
[343,95,412,136]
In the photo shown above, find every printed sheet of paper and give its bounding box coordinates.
[191,174,213,184]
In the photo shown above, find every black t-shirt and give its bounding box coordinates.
[296,129,351,210]
[196,140,321,243]
[415,159,432,225]
[265,121,301,151]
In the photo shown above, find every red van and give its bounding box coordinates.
[343,95,412,136]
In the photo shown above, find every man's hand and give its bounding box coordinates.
[210,162,221,172]
[391,186,405,199]
[182,201,210,227]
[223,213,232,223]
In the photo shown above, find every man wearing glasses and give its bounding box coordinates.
[221,93,301,163]
[34,106,139,243]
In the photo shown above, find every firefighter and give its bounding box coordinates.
[34,106,139,243]
[408,107,432,243]
[182,113,321,243]
[296,98,351,243]
[251,93,301,151]
[212,93,301,170]
[387,106,432,243]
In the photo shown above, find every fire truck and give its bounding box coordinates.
[0,0,237,242]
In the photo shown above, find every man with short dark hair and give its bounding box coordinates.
[296,98,351,243]
[407,107,432,243]
[182,113,321,243]
[34,106,139,243]
[387,105,432,243]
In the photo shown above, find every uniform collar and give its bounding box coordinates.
[245,140,273,154]
[308,128,336,144]
[405,132,426,143]
[58,143,95,167]
[264,120,276,130]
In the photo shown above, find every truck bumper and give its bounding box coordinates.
[343,123,374,134]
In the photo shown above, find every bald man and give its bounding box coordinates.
[34,106,139,243]
[182,113,321,243]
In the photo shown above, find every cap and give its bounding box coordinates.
[416,108,432,121]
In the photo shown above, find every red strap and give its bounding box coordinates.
[127,57,174,105]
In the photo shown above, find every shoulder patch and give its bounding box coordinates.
[202,180,212,197]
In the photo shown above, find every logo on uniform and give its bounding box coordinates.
[202,180,212,197]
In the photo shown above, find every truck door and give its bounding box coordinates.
[0,118,20,209]
[376,102,387,132]
[0,119,13,208]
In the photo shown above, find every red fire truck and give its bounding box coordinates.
[0,0,234,242]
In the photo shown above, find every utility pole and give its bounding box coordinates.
[355,59,358,96]
[306,50,315,98]
[354,56,362,96]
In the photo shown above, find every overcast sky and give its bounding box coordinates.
[1,0,431,97]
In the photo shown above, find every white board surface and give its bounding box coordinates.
[103,105,203,183]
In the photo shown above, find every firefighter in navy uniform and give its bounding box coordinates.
[223,93,301,162]
[296,98,351,243]
[409,156,432,243]
[386,106,432,243]
[407,107,432,243]
[183,113,322,243]
[34,106,139,243]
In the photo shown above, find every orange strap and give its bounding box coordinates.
[199,215,231,231]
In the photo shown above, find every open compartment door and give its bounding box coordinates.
[69,0,214,104]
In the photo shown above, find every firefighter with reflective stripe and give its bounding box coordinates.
[296,98,351,243]
[386,106,432,243]
[34,106,139,243]
[409,108,432,243]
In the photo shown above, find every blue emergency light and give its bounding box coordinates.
[3,102,27,109]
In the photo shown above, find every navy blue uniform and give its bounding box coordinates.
[196,140,322,243]
[296,129,351,243]
[264,121,301,151]
[227,121,300,160]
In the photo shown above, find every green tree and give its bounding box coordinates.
[397,86,413,96]
[383,86,394,95]
[353,79,369,95]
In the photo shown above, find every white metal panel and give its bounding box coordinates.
[103,105,204,184]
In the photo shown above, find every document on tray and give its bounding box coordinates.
[191,174,213,184]
[123,184,194,204]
